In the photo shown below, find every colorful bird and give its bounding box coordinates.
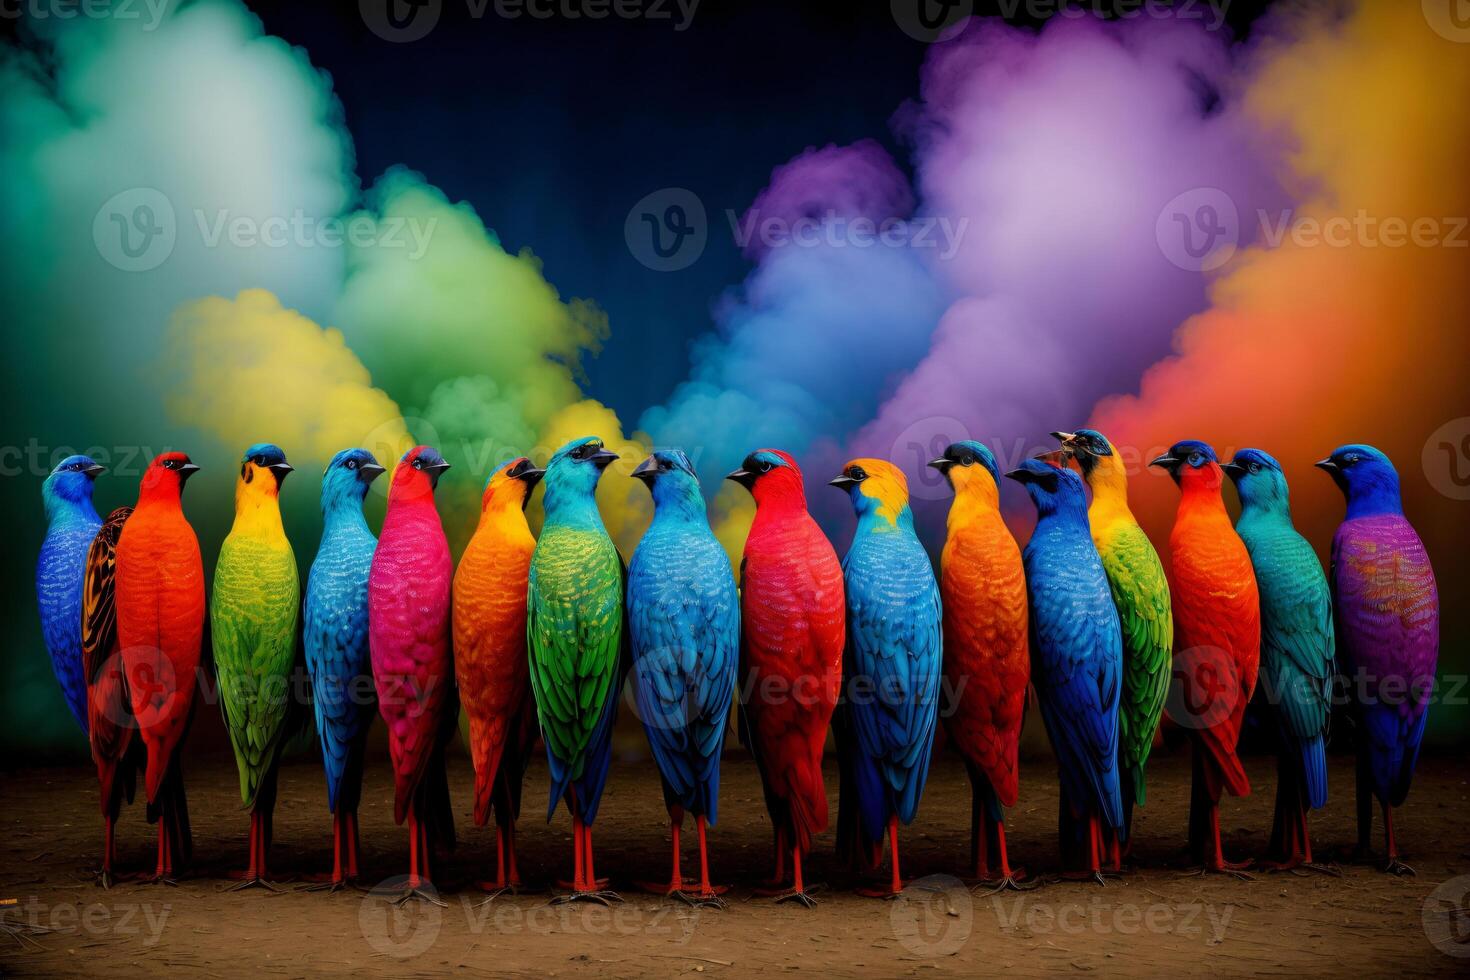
[527,436,626,903]
[370,445,458,904]
[1318,444,1438,875]
[727,449,844,907]
[928,441,1031,889]
[81,505,139,888]
[37,454,105,733]
[115,452,205,883]
[453,456,544,896]
[212,444,301,889]
[1151,440,1260,877]
[1054,429,1172,867]
[303,448,385,890]
[830,458,941,899]
[1007,458,1123,882]
[1223,449,1335,874]
[626,450,739,906]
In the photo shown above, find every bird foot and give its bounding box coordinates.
[297,875,363,893]
[393,886,448,908]
[766,888,819,908]
[0,911,53,951]
[1383,858,1416,877]
[972,872,1039,895]
[138,873,180,887]
[223,875,286,893]
[676,888,728,910]
[1054,870,1120,886]
[1258,858,1342,878]
[1178,863,1256,882]
[550,888,623,907]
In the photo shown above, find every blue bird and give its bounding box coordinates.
[37,454,106,733]
[830,458,942,898]
[303,448,385,889]
[1224,449,1335,873]
[1006,458,1122,881]
[626,450,739,905]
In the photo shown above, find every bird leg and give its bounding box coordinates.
[141,802,178,886]
[975,818,1036,893]
[300,808,358,891]
[856,816,905,899]
[226,810,284,892]
[682,814,729,908]
[93,815,117,889]
[1381,804,1415,876]
[553,816,621,905]
[636,810,689,896]
[758,825,787,889]
[393,810,446,907]
[1180,805,1254,881]
[1060,813,1116,885]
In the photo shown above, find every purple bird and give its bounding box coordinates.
[1317,445,1438,875]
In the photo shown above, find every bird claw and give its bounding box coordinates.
[972,872,1039,895]
[223,876,285,893]
[550,888,623,906]
[1383,858,1416,877]
[394,886,448,908]
[770,888,819,908]
[676,890,728,910]
[1055,870,1121,886]
[1178,864,1256,882]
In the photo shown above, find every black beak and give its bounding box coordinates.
[927,457,953,474]
[425,460,451,488]
[359,462,386,483]
[1221,461,1246,480]
[1033,449,1068,465]
[269,461,294,486]
[1003,467,1032,484]
[726,468,755,490]
[1148,454,1179,471]
[1314,458,1338,473]
[828,474,857,490]
[631,456,657,486]
[517,466,546,489]
[1051,430,1077,444]
[591,449,619,470]
[178,462,200,482]
[84,463,106,478]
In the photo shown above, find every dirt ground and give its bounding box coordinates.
[3,750,1468,978]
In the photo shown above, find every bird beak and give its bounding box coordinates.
[590,448,619,470]
[1003,467,1032,485]
[726,468,755,489]
[927,457,953,474]
[631,456,658,486]
[359,462,386,482]
[269,461,294,486]
[1033,449,1068,467]
[1051,430,1077,445]
[84,463,106,478]
[828,474,857,489]
[517,466,546,489]
[1221,461,1246,480]
[1148,454,1178,471]
[1314,458,1338,473]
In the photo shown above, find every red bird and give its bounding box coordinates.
[727,449,844,907]
[115,452,205,883]
[81,505,139,888]
[1151,440,1260,877]
[370,446,457,904]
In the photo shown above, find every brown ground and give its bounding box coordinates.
[3,751,1468,978]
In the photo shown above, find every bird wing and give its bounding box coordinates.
[1250,525,1334,743]
[1097,523,1172,782]
[81,509,130,686]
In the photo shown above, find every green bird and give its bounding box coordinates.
[527,435,625,902]
[1055,430,1172,865]
[211,443,300,889]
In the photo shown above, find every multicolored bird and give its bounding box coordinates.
[626,450,739,905]
[1223,449,1334,874]
[928,441,1031,889]
[115,452,205,883]
[1151,440,1260,877]
[453,456,544,896]
[1054,429,1172,867]
[37,454,105,734]
[81,505,139,887]
[212,444,300,889]
[1318,444,1438,875]
[303,448,385,890]
[1008,458,1123,881]
[728,449,844,907]
[527,436,625,903]
[371,445,458,904]
[830,458,941,898]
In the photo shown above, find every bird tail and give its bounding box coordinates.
[1126,762,1146,806]
[1197,725,1250,799]
[1300,733,1328,811]
[145,752,193,870]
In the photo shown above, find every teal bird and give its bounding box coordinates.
[211,443,301,890]
[1224,449,1334,873]
[527,436,626,902]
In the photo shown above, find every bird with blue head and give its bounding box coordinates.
[625,449,739,906]
[37,453,107,734]
[1006,457,1123,882]
[302,447,385,890]
[1223,448,1335,874]
[1316,444,1437,875]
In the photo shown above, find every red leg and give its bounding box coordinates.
[692,815,728,898]
[1381,804,1414,875]
[636,812,685,895]
[505,818,521,886]
[973,808,990,881]
[347,811,361,881]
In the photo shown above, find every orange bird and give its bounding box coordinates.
[115,452,206,883]
[1150,440,1260,876]
[452,456,545,895]
[928,441,1031,890]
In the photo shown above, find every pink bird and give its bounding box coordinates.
[370,445,457,905]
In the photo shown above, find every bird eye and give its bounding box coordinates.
[660,460,672,471]
[961,454,975,466]
[850,466,867,481]
[1344,453,1360,465]
[1248,462,1260,474]
[757,459,773,474]
[346,459,357,470]
[413,459,424,470]
[1188,452,1204,467]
